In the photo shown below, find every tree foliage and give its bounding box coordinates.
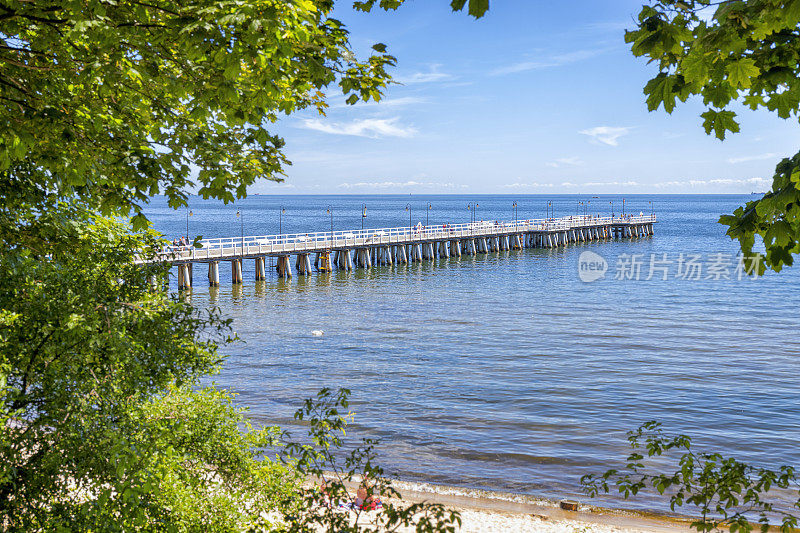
[0,208,296,531]
[581,422,800,533]
[354,0,489,19]
[0,0,397,227]
[0,2,485,530]
[280,388,462,533]
[626,0,800,272]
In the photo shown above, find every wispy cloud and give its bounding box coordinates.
[327,95,429,109]
[583,180,640,187]
[492,48,609,76]
[727,153,777,164]
[546,157,583,168]
[504,180,640,189]
[397,64,452,84]
[301,117,416,138]
[337,180,460,190]
[581,21,632,32]
[503,182,556,189]
[579,126,631,146]
[654,177,771,189]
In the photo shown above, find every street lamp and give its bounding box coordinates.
[361,203,367,230]
[622,198,626,217]
[610,201,614,218]
[467,203,479,223]
[326,206,333,250]
[649,200,653,218]
[279,206,286,237]
[236,209,243,255]
[512,202,518,223]
[405,204,412,235]
[426,203,432,227]
[586,200,591,220]
[185,207,193,242]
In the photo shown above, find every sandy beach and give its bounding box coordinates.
[334,479,694,533]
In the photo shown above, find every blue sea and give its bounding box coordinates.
[144,194,800,513]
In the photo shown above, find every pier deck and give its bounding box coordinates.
[143,214,656,288]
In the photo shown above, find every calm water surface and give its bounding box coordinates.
[145,194,800,512]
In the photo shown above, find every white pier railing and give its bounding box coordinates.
[144,214,655,264]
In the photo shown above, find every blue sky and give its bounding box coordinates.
[255,1,798,195]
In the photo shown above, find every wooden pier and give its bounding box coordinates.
[147,215,656,289]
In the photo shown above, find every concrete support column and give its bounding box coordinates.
[230,259,242,284]
[355,248,370,268]
[178,263,192,290]
[255,257,266,281]
[208,262,220,286]
[438,240,450,258]
[296,253,312,275]
[318,252,332,272]
[420,243,431,260]
[464,239,475,255]
[276,255,292,278]
[337,249,353,270]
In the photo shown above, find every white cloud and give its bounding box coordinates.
[504,180,640,189]
[579,126,631,146]
[492,48,609,76]
[301,117,416,138]
[397,64,452,84]
[583,180,640,187]
[337,180,459,190]
[546,157,583,168]
[727,153,777,164]
[503,182,556,189]
[653,177,771,189]
[327,95,428,109]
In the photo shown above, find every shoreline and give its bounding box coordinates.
[390,480,693,532]
[332,477,697,532]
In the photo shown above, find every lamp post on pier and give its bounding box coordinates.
[649,200,653,219]
[185,207,193,242]
[361,204,367,230]
[279,206,286,239]
[512,202,518,224]
[622,198,626,217]
[235,209,243,255]
[405,204,412,236]
[610,201,614,218]
[467,202,479,224]
[426,203,431,227]
[326,206,333,250]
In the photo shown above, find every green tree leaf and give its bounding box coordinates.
[725,58,760,89]
[700,109,740,140]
